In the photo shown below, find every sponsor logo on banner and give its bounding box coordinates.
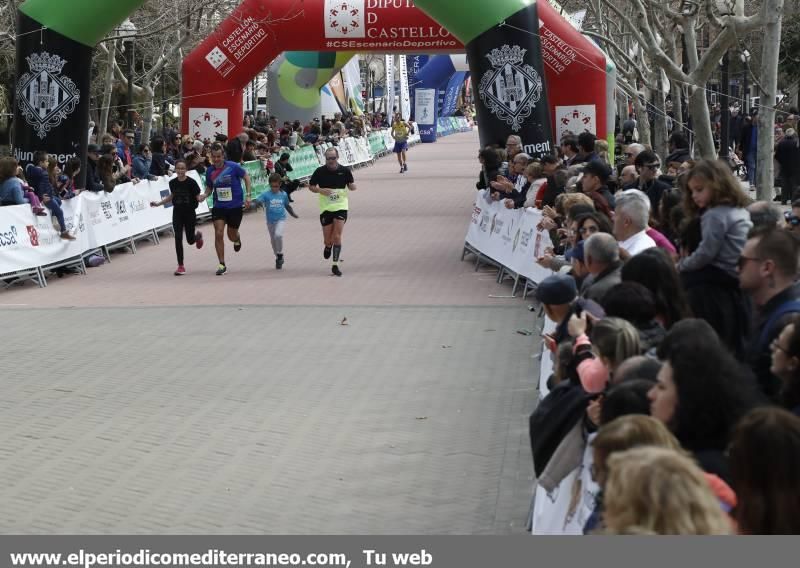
[190,108,228,141]
[0,225,19,247]
[538,21,577,76]
[479,45,543,132]
[128,200,147,213]
[101,199,113,220]
[323,0,453,44]
[16,52,80,139]
[27,225,39,247]
[206,16,268,76]
[479,213,490,232]
[556,105,597,139]
[205,47,235,77]
[471,205,482,224]
[325,0,365,38]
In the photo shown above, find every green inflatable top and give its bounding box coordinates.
[21,0,146,46]
[414,0,534,44]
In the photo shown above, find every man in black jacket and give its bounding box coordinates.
[633,150,671,214]
[84,144,103,192]
[274,153,301,202]
[740,229,800,401]
[775,129,800,204]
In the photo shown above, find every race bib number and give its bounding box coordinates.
[329,192,340,202]
[216,187,233,202]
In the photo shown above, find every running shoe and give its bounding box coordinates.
[174,265,186,276]
[399,166,404,174]
[215,263,227,276]
[403,163,408,172]
[233,236,242,252]
[332,265,342,277]
[276,254,284,270]
[195,231,204,249]
[324,246,332,259]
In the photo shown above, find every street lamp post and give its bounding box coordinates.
[117,19,137,130]
[741,49,751,116]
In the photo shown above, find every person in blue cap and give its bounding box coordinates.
[537,272,604,353]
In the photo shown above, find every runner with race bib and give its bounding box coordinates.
[200,143,253,275]
[309,147,357,277]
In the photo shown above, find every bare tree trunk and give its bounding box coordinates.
[99,40,117,137]
[651,70,668,159]
[141,85,155,143]
[689,87,716,159]
[670,81,683,133]
[633,89,651,148]
[757,0,785,201]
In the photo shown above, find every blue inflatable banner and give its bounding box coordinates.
[441,71,467,117]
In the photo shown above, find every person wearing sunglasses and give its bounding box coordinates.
[633,150,670,212]
[740,228,800,402]
[309,147,357,277]
[623,143,645,166]
[115,129,136,179]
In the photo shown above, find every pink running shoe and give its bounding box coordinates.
[195,231,204,249]
[174,265,186,276]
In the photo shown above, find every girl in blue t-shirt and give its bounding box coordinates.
[250,173,298,269]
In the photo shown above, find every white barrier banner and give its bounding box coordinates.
[339,138,357,166]
[383,130,395,153]
[353,137,372,164]
[539,317,558,398]
[466,190,554,284]
[0,172,207,274]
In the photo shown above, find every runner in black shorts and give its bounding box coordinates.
[309,147,357,276]
[199,144,252,275]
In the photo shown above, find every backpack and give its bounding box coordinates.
[529,380,591,477]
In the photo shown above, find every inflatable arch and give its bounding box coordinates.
[264,51,355,131]
[181,0,608,157]
[412,55,469,142]
[12,0,609,180]
[12,0,145,183]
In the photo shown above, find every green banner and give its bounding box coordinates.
[414,0,533,44]
[21,0,146,47]
[244,160,272,198]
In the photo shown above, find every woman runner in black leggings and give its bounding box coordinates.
[150,159,205,275]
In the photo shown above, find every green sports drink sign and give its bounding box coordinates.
[243,160,271,198]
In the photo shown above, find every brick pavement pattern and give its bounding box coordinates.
[0,132,541,534]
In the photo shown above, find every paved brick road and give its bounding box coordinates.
[0,132,541,534]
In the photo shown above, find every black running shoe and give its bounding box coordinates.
[276,255,284,270]
[233,236,242,252]
[215,263,227,276]
[324,246,332,259]
[332,265,342,277]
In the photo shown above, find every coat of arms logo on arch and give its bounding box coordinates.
[478,45,543,132]
[16,52,80,140]
[325,0,366,38]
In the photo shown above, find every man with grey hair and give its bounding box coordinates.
[505,135,522,159]
[747,201,783,232]
[623,143,645,166]
[581,232,624,302]
[614,189,656,255]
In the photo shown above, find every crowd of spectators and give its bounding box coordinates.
[477,128,800,534]
[1,109,404,219]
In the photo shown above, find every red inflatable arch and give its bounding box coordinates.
[182,0,606,144]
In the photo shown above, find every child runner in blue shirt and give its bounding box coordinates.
[250,173,298,269]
